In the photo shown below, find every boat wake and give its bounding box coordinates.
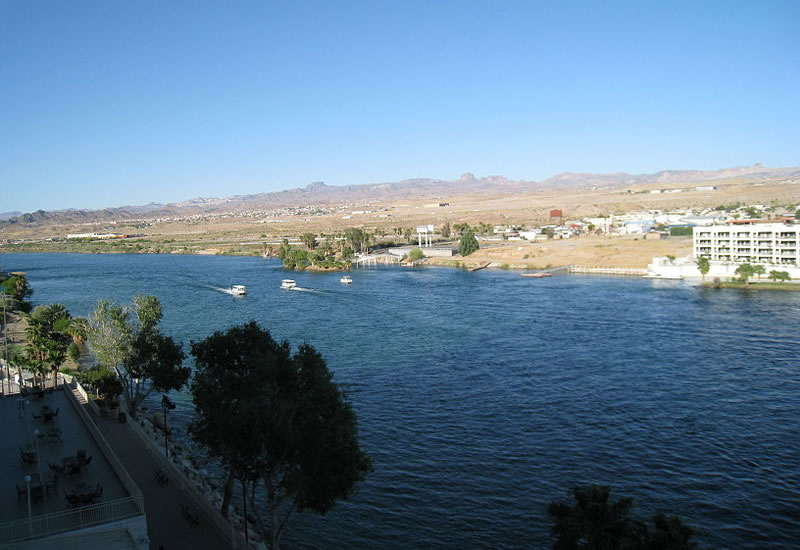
[208,285,243,296]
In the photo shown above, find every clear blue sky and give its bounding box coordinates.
[2,1,798,212]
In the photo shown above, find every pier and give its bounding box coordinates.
[568,266,648,277]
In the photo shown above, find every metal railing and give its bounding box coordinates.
[62,376,144,508]
[0,495,143,545]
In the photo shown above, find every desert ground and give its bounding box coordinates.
[1,176,797,268]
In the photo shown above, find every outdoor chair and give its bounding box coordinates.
[66,465,82,477]
[65,492,80,508]
[47,428,63,444]
[48,461,65,474]
[45,474,58,495]
[20,448,36,465]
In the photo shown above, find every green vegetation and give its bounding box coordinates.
[407,248,424,262]
[548,485,704,550]
[1,273,33,312]
[301,232,317,249]
[25,303,74,387]
[734,263,755,285]
[703,280,798,291]
[669,226,693,236]
[189,322,372,550]
[440,222,451,239]
[458,230,479,256]
[87,295,189,417]
[769,270,790,282]
[695,256,710,283]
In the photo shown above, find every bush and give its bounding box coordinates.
[407,248,425,262]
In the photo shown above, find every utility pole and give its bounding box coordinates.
[2,298,8,395]
[161,394,176,457]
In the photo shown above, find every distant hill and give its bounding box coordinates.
[3,164,798,227]
[0,211,22,221]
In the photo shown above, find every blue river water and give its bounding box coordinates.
[2,253,799,549]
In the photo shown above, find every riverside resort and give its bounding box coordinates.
[1,201,800,549]
[3,2,799,548]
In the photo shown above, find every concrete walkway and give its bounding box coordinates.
[92,413,233,550]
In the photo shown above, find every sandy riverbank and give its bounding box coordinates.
[425,234,693,270]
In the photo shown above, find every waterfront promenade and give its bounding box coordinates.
[92,413,232,550]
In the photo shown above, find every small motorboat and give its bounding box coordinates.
[340,275,352,285]
[231,285,247,295]
[521,272,552,278]
[280,279,297,289]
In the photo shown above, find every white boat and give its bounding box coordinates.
[340,275,352,285]
[280,279,297,289]
[231,285,247,295]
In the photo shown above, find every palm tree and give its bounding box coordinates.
[69,317,90,346]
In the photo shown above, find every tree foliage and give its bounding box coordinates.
[458,230,479,256]
[190,322,372,550]
[734,263,755,285]
[407,248,425,262]
[25,303,72,387]
[441,222,451,239]
[1,274,33,312]
[87,296,189,415]
[768,270,790,282]
[301,233,317,249]
[694,257,710,282]
[548,485,701,550]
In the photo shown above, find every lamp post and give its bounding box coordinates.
[2,296,8,395]
[161,394,175,458]
[33,429,42,483]
[24,475,32,536]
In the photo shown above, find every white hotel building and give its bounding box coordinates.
[694,223,799,266]
[647,222,799,279]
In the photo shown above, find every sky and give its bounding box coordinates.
[1,1,799,213]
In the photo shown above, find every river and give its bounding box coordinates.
[2,253,799,549]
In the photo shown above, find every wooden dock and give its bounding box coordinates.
[569,266,647,277]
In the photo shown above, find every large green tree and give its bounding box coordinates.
[87,295,189,415]
[458,230,480,256]
[190,322,372,550]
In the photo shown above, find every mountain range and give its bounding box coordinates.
[4,163,798,227]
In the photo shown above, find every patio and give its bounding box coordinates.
[0,388,129,524]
